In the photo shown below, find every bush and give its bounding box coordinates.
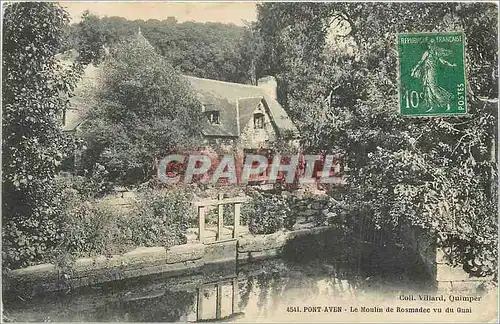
[129,188,195,247]
[60,185,131,257]
[205,204,235,226]
[57,164,113,200]
[75,163,114,198]
[2,178,86,270]
[2,200,65,271]
[242,193,293,235]
[56,186,195,261]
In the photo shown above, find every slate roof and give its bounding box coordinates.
[197,96,264,137]
[184,75,299,138]
[238,97,264,133]
[201,96,238,137]
[57,38,299,138]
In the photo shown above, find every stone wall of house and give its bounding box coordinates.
[202,137,238,154]
[239,104,277,150]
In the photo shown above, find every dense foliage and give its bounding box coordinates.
[242,192,294,235]
[131,189,193,247]
[58,182,194,258]
[64,15,252,83]
[80,33,204,186]
[73,11,108,66]
[2,3,81,270]
[254,2,498,276]
[2,4,201,270]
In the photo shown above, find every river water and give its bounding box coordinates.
[3,248,496,322]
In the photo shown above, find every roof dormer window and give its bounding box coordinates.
[254,112,264,129]
[206,111,220,125]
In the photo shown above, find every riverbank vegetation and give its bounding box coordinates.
[58,179,194,260]
[1,3,202,270]
[252,2,498,277]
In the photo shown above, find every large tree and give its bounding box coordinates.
[254,3,335,123]
[255,2,498,276]
[80,33,204,186]
[65,16,252,83]
[2,3,80,269]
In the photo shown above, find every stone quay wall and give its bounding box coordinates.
[404,225,494,293]
[3,226,331,297]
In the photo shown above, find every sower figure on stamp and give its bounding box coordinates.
[411,38,457,111]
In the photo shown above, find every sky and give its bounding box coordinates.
[60,2,258,26]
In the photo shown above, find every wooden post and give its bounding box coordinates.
[196,287,203,321]
[198,206,206,242]
[232,278,239,314]
[217,194,223,241]
[233,203,241,239]
[216,284,222,320]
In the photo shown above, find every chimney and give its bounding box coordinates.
[257,76,277,100]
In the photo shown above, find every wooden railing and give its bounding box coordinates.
[193,194,249,243]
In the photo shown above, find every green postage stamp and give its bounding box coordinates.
[398,32,467,117]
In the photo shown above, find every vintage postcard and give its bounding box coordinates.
[1,1,498,323]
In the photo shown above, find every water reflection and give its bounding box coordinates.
[195,278,240,321]
[3,256,431,323]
